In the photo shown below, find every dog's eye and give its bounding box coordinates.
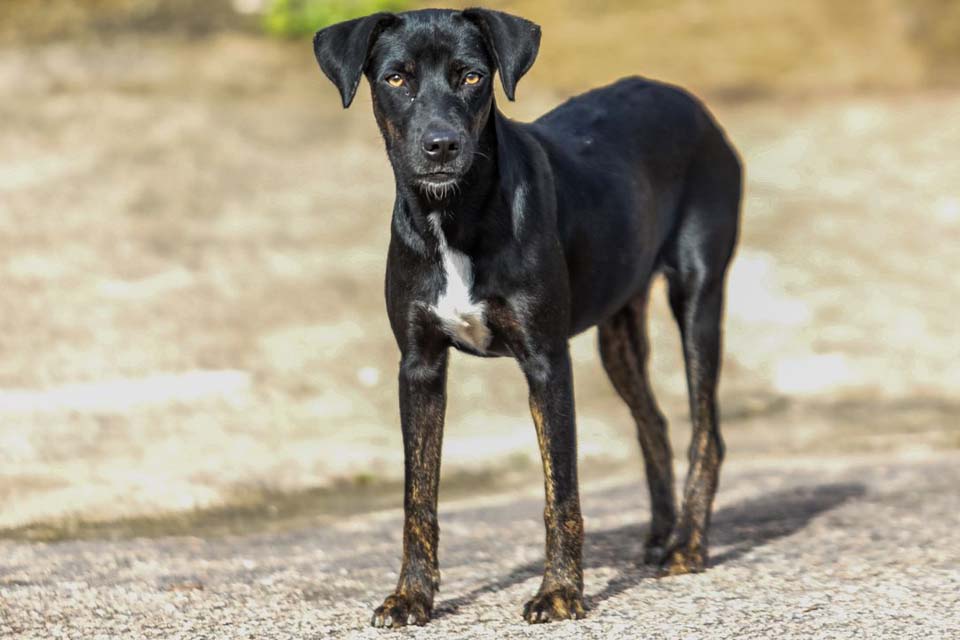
[386,74,404,88]
[463,72,482,86]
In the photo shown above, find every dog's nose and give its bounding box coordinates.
[421,129,461,163]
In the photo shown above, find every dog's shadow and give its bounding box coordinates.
[433,482,865,617]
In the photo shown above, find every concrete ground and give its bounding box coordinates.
[3,451,958,639]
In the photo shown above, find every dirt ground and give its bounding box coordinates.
[0,30,958,535]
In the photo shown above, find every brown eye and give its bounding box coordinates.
[463,72,482,86]
[386,74,404,88]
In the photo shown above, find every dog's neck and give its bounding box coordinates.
[394,108,512,255]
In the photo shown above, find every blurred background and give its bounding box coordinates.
[0,0,957,539]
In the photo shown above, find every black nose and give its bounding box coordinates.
[421,128,461,163]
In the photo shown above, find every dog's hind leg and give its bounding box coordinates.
[598,286,677,565]
[659,128,741,575]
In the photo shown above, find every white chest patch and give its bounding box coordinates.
[428,213,491,352]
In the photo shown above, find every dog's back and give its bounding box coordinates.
[517,76,741,334]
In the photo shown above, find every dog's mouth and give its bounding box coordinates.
[418,171,459,184]
[416,172,461,199]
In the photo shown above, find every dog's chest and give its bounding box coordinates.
[427,213,491,352]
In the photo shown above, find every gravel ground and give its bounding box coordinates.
[2,452,958,639]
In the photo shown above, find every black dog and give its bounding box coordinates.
[313,7,741,627]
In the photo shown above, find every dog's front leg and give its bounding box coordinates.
[520,345,586,623]
[371,347,448,628]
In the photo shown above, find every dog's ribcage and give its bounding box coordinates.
[427,213,491,352]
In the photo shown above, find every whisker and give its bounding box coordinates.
[417,177,461,202]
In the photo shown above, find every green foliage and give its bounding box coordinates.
[263,0,412,38]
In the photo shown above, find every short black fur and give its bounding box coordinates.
[313,7,742,627]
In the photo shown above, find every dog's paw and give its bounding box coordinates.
[522,587,586,624]
[659,546,706,576]
[643,542,668,566]
[371,591,431,628]
[643,532,671,565]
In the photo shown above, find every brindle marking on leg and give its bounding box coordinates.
[529,400,555,497]
[522,352,586,623]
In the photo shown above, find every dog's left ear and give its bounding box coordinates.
[313,12,397,108]
[462,8,541,101]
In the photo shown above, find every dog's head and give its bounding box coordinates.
[313,9,540,198]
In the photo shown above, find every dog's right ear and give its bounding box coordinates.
[313,12,397,109]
